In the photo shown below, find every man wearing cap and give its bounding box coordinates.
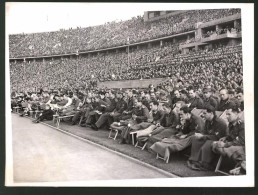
[187,106,228,170]
[203,88,218,110]
[212,107,245,169]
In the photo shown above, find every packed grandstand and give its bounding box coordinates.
[10,8,245,176]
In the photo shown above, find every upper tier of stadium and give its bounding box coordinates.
[9,8,240,58]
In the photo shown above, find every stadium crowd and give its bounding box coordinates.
[10,8,245,176]
[9,8,240,58]
[10,43,242,93]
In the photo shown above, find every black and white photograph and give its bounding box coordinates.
[5,2,254,187]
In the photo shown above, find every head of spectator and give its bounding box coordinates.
[188,87,197,99]
[228,89,236,99]
[202,105,216,121]
[180,90,188,100]
[149,100,159,112]
[173,101,185,114]
[174,89,180,99]
[219,89,229,101]
[179,106,192,121]
[162,103,172,114]
[226,107,241,123]
[105,92,110,99]
[86,97,92,104]
[235,88,244,102]
[144,93,151,101]
[126,90,133,98]
[140,90,146,98]
[116,92,123,100]
[95,96,100,102]
[109,92,115,100]
[99,91,105,99]
[150,92,156,100]
[203,88,212,99]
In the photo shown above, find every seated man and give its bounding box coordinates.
[150,106,204,162]
[107,92,128,123]
[187,106,228,170]
[212,107,245,171]
[187,87,204,110]
[146,101,185,147]
[129,100,164,131]
[91,92,117,130]
[61,93,82,119]
[113,98,150,144]
[202,88,218,110]
[85,91,113,129]
[218,89,236,111]
[32,104,55,123]
[71,97,93,125]
[114,90,134,121]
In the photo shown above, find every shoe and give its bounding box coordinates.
[91,124,99,131]
[187,160,200,171]
[19,113,24,117]
[32,120,39,123]
[80,123,86,127]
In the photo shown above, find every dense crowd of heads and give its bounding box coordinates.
[10,43,242,94]
[9,9,240,58]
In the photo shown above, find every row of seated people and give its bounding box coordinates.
[9,9,240,58]
[11,84,245,175]
[202,27,241,38]
[10,44,242,93]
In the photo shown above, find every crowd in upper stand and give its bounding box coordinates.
[9,9,240,58]
[10,43,242,93]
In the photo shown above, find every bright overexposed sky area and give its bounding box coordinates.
[6,2,241,35]
[6,2,156,34]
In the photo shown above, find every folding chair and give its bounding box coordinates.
[215,155,230,175]
[156,153,170,164]
[13,106,21,113]
[135,140,147,150]
[56,115,74,129]
[108,127,122,140]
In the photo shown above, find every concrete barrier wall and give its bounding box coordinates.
[98,78,169,89]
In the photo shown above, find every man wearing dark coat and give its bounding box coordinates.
[146,101,184,148]
[150,106,204,162]
[218,89,236,111]
[212,107,245,166]
[91,92,117,130]
[187,88,204,110]
[32,104,55,123]
[116,90,134,121]
[187,106,228,170]
[202,88,218,110]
